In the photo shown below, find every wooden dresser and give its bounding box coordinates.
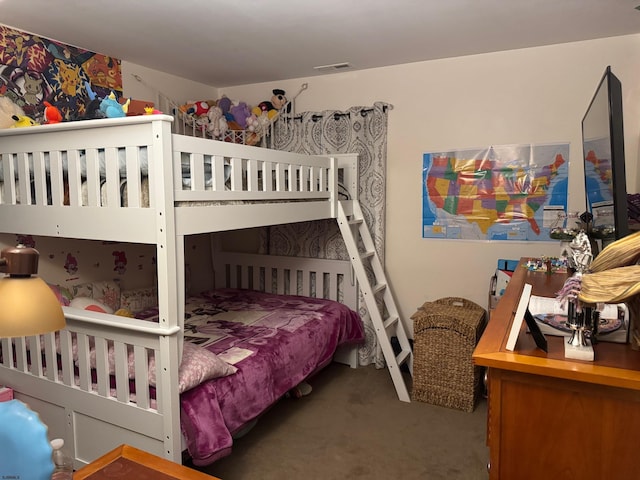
[473,258,640,480]
[73,444,220,479]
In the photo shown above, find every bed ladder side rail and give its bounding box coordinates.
[337,200,413,403]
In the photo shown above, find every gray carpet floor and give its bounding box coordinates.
[187,363,489,480]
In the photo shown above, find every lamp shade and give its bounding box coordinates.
[0,276,65,337]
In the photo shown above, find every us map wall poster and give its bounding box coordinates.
[422,143,569,241]
[0,25,122,123]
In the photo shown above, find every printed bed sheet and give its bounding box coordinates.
[136,288,364,466]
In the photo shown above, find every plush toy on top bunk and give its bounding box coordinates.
[43,101,63,124]
[100,92,129,118]
[0,95,28,128]
[206,106,228,138]
[253,89,289,119]
[177,88,290,146]
[70,84,128,121]
[245,111,271,139]
[9,114,39,128]
[179,99,215,133]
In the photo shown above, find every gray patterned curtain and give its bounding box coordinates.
[261,102,391,367]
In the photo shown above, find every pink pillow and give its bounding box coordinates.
[86,341,237,393]
[174,343,237,393]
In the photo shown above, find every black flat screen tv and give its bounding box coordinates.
[581,66,628,241]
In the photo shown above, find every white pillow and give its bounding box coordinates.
[69,297,114,314]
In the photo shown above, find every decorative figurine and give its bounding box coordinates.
[568,230,593,274]
[557,230,594,358]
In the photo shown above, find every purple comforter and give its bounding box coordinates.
[176,288,364,466]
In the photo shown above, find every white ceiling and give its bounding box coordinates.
[2,0,640,87]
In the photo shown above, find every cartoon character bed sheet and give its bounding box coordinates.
[135,288,364,466]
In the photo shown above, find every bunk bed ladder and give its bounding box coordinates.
[337,200,413,402]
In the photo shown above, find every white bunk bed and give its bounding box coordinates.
[0,115,364,467]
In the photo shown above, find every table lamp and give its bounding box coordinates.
[0,244,66,480]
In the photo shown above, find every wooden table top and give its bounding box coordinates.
[73,444,220,480]
[473,258,640,391]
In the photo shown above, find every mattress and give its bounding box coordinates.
[0,148,227,188]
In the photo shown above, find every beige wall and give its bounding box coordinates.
[122,62,216,108]
[2,34,636,334]
[214,35,640,332]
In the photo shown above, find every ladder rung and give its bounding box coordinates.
[372,283,387,295]
[383,315,399,329]
[395,349,411,366]
[360,250,375,261]
[348,218,363,226]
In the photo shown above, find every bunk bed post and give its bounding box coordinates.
[149,117,183,462]
[335,154,359,202]
[329,156,338,218]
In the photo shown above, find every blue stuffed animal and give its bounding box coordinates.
[99,92,126,118]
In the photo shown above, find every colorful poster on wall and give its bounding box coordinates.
[0,25,122,123]
[422,143,569,241]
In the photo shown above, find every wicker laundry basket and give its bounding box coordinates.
[411,297,487,412]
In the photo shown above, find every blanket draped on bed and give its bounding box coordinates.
[164,288,364,466]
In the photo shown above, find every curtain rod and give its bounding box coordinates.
[289,105,390,122]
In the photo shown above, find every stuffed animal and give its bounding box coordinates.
[85,82,98,102]
[206,106,228,138]
[186,100,211,117]
[0,95,26,129]
[230,102,251,129]
[217,96,233,121]
[83,98,105,119]
[245,113,260,134]
[10,114,39,128]
[254,100,277,120]
[252,89,289,121]
[246,112,270,137]
[271,89,288,110]
[77,82,106,120]
[120,97,131,115]
[43,101,63,124]
[99,92,126,118]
